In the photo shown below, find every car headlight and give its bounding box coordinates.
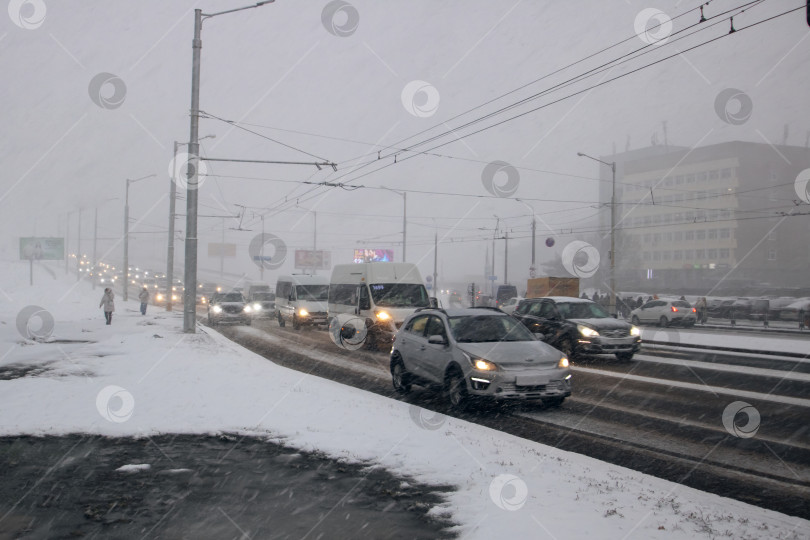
[253,303,262,311]
[244,305,252,313]
[212,305,222,313]
[558,356,569,368]
[375,311,391,321]
[156,294,164,301]
[630,326,641,336]
[298,308,309,317]
[578,324,599,338]
[472,358,498,371]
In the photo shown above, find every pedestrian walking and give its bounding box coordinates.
[138,287,150,315]
[99,287,115,325]
[695,296,708,324]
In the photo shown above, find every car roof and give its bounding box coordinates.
[413,307,507,317]
[523,296,593,303]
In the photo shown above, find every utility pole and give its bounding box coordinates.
[312,210,317,275]
[402,192,407,262]
[220,217,225,280]
[92,207,98,290]
[124,174,156,302]
[504,231,508,285]
[76,208,82,282]
[433,231,438,297]
[167,141,181,311]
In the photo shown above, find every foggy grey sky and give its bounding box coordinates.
[2,0,808,284]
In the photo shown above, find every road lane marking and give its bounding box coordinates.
[634,354,810,382]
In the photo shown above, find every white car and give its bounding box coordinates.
[499,296,523,315]
[630,299,696,327]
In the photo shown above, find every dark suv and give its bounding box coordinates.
[511,297,640,361]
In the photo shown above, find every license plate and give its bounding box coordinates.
[515,374,548,386]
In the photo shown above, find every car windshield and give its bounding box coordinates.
[296,285,329,301]
[252,292,275,300]
[370,283,430,308]
[556,301,609,319]
[448,315,535,343]
[220,293,244,302]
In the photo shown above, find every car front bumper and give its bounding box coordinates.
[466,370,572,401]
[576,336,641,354]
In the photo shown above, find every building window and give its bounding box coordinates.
[674,231,683,241]
[721,168,733,178]
[719,228,730,239]
[686,174,696,184]
[674,250,682,260]
[696,249,705,259]
[643,233,652,243]
[709,169,720,180]
[664,232,673,242]
[653,233,662,242]
[675,175,684,185]
[653,214,661,225]
[708,249,718,259]
[696,230,706,240]
[768,249,777,261]
[685,231,694,241]
[663,251,671,261]
[643,252,651,261]
[708,229,718,239]
[653,251,661,261]
[684,250,694,259]
[697,172,708,182]
[719,248,730,259]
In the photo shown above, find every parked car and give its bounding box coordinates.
[248,291,276,319]
[779,298,810,321]
[768,297,803,320]
[630,299,697,327]
[499,296,523,315]
[511,297,640,361]
[207,292,252,326]
[390,307,572,408]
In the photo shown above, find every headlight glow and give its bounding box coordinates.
[156,294,164,301]
[244,305,252,313]
[298,308,309,317]
[578,324,599,338]
[212,305,222,313]
[558,356,569,368]
[630,326,641,336]
[253,303,262,310]
[473,358,497,371]
[375,311,391,321]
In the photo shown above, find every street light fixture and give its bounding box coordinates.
[167,134,215,312]
[577,151,617,315]
[124,174,156,301]
[183,1,276,333]
[381,187,406,262]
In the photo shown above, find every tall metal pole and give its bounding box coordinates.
[504,231,508,285]
[531,216,536,268]
[402,192,407,262]
[167,141,180,311]
[76,208,82,282]
[123,181,130,300]
[312,210,317,275]
[92,207,98,290]
[610,161,617,315]
[65,212,70,275]
[183,8,202,333]
[260,215,265,282]
[220,218,225,279]
[433,231,438,297]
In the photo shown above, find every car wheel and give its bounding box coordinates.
[543,396,565,408]
[445,370,467,409]
[391,356,412,394]
[616,352,634,362]
[558,337,575,359]
[277,312,285,327]
[659,316,669,327]
[631,315,641,326]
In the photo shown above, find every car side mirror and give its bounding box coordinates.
[427,335,446,345]
[429,297,439,308]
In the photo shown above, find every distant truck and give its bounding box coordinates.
[526,277,580,299]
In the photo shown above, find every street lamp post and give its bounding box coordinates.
[577,152,617,315]
[515,199,537,276]
[183,1,276,334]
[124,174,156,301]
[93,197,118,290]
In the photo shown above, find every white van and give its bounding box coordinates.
[275,274,330,329]
[328,263,430,347]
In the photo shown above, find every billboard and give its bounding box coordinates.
[295,250,331,270]
[19,237,64,260]
[353,249,394,263]
[208,243,236,257]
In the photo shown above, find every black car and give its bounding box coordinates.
[511,297,641,361]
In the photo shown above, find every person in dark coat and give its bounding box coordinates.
[99,288,115,325]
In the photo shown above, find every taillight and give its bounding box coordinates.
[691,308,697,313]
[671,306,678,312]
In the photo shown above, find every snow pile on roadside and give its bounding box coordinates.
[0,261,806,539]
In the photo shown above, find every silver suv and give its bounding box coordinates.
[390,307,572,408]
